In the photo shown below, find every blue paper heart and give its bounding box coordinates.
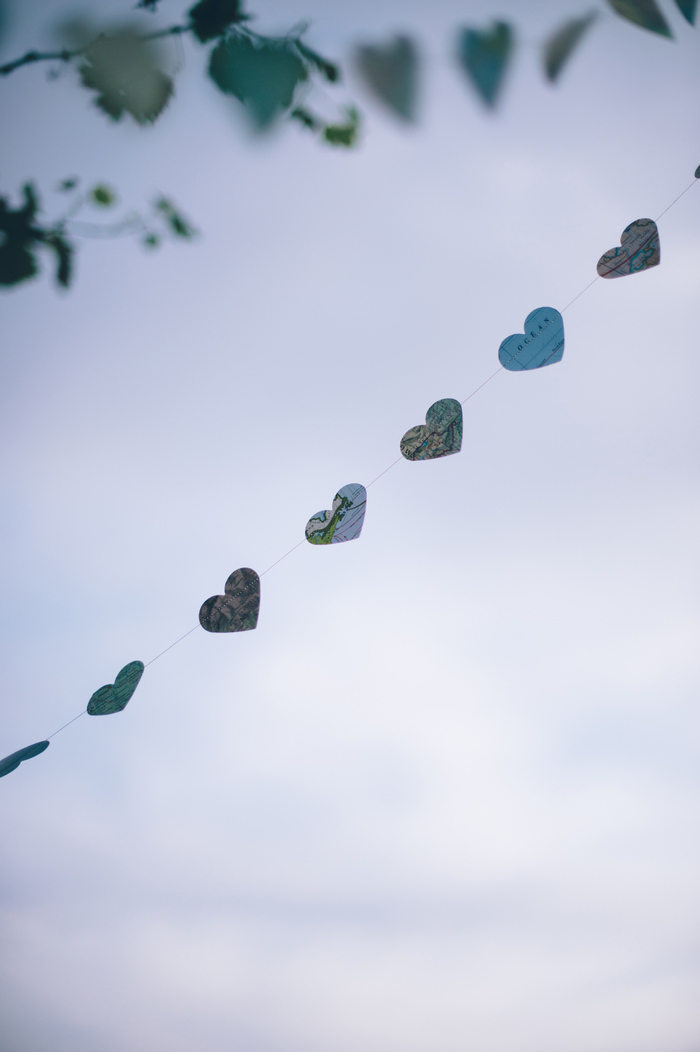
[498,307,564,371]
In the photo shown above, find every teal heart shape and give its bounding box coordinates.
[457,21,513,107]
[0,740,49,779]
[498,307,564,371]
[87,660,144,716]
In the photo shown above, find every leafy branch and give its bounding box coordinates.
[0,0,350,141]
[0,180,195,290]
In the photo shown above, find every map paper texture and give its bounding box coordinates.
[498,307,565,371]
[87,660,145,716]
[0,740,49,779]
[596,218,660,278]
[305,483,367,544]
[400,398,463,461]
[199,567,261,632]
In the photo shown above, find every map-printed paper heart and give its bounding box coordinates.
[305,483,367,544]
[498,307,564,371]
[400,398,463,461]
[87,660,144,716]
[0,740,49,779]
[596,218,660,279]
[199,567,260,632]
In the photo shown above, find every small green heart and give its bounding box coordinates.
[87,660,144,716]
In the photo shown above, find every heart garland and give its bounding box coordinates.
[498,307,565,371]
[87,660,145,716]
[400,398,463,461]
[305,483,367,544]
[199,567,261,633]
[596,218,660,278]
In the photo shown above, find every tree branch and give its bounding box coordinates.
[0,24,191,77]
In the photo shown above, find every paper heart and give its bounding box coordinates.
[87,660,144,716]
[305,483,367,544]
[498,307,564,371]
[596,218,660,279]
[0,740,49,779]
[400,398,463,461]
[199,567,260,632]
[355,35,418,121]
[457,21,513,108]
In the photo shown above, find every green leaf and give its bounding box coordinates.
[290,106,321,131]
[322,107,360,147]
[79,31,174,124]
[607,0,673,35]
[0,184,40,286]
[294,40,339,83]
[457,22,514,108]
[91,184,116,207]
[673,0,697,22]
[143,233,160,248]
[58,177,79,192]
[155,197,196,238]
[355,35,419,122]
[188,0,248,43]
[543,12,598,82]
[42,231,74,287]
[209,34,307,127]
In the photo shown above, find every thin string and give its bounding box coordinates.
[37,173,699,746]
[655,179,697,222]
[144,624,200,667]
[47,710,86,740]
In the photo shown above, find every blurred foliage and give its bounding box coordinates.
[79,30,174,123]
[209,34,307,127]
[0,185,72,288]
[189,0,249,42]
[0,0,696,292]
[0,180,194,290]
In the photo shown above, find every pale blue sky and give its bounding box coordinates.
[1,2,699,1050]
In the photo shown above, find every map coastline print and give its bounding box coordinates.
[400,398,463,461]
[596,218,660,279]
[498,307,564,371]
[305,483,367,544]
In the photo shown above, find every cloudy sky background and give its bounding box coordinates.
[1,1,699,1050]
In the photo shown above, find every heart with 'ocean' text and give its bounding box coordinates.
[498,307,564,371]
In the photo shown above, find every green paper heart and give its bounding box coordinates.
[0,740,49,779]
[87,660,144,716]
[400,398,463,461]
[199,567,260,633]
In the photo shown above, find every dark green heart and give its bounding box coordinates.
[0,740,49,779]
[87,660,144,716]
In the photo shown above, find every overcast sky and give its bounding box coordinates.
[1,1,699,1050]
